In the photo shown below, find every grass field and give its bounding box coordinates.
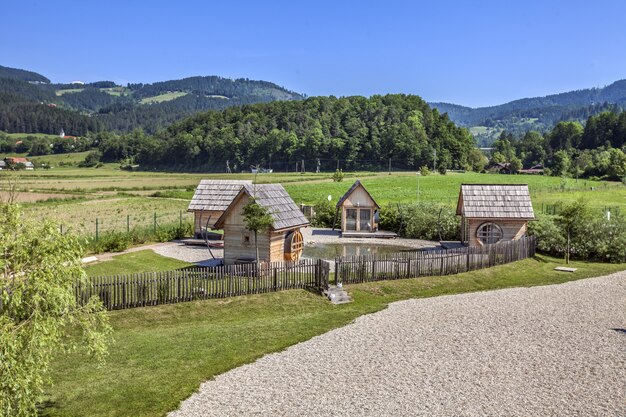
[41,254,626,417]
[139,91,188,104]
[21,196,192,235]
[84,250,192,277]
[0,151,91,167]
[55,88,84,95]
[5,132,61,140]
[3,162,626,242]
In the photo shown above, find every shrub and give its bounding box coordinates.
[311,199,337,227]
[379,202,460,241]
[332,169,344,182]
[419,166,431,176]
[528,201,626,263]
[79,150,102,168]
[89,231,132,253]
[437,164,447,175]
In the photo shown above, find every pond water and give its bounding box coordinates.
[302,243,411,260]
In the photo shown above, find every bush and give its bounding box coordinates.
[332,169,344,182]
[311,199,337,227]
[156,223,193,242]
[528,201,626,263]
[419,166,431,176]
[89,231,132,253]
[379,202,460,241]
[437,164,447,175]
[79,150,102,168]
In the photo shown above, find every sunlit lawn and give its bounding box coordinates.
[41,254,626,417]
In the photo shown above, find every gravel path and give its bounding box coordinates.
[153,242,223,266]
[169,272,626,417]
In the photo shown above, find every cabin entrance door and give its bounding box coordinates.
[345,208,358,231]
[359,209,372,231]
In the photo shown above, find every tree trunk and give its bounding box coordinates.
[566,230,570,265]
[254,230,259,265]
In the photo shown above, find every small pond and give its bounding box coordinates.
[302,243,412,260]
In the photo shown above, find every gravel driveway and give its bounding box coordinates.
[169,272,626,416]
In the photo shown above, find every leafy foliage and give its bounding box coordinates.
[379,202,460,241]
[332,169,344,182]
[311,199,337,228]
[135,95,475,171]
[0,203,111,416]
[528,200,626,262]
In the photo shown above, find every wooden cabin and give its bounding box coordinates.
[213,184,310,265]
[336,180,380,233]
[187,180,252,238]
[456,184,535,246]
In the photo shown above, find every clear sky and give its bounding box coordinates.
[2,0,625,107]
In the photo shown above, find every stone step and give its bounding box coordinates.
[325,285,353,304]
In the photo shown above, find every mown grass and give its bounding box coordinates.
[284,172,626,210]
[139,91,188,104]
[84,250,193,277]
[41,254,626,417]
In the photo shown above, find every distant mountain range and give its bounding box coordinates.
[430,80,626,145]
[0,64,305,135]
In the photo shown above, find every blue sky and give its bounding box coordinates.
[2,0,625,107]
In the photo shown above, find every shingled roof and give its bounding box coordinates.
[187,180,252,212]
[456,184,535,219]
[336,180,379,208]
[215,183,309,231]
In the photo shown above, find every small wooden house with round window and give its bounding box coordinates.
[456,184,535,246]
[213,183,309,265]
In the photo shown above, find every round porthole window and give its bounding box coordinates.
[476,222,503,245]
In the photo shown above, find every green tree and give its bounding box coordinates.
[467,148,488,172]
[552,150,571,177]
[0,203,111,416]
[242,197,274,263]
[556,200,594,264]
[509,157,523,173]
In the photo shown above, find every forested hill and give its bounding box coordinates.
[430,79,626,143]
[0,65,304,135]
[97,94,475,172]
[0,65,50,83]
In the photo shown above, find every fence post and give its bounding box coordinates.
[95,218,99,242]
[334,259,339,285]
[127,214,130,233]
[273,267,278,291]
[153,212,157,233]
[180,210,183,227]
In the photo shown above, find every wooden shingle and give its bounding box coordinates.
[187,180,252,212]
[214,183,309,231]
[457,184,535,219]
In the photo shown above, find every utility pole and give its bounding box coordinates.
[388,158,392,175]
[226,160,232,174]
[316,158,321,173]
[433,149,437,173]
[301,159,305,174]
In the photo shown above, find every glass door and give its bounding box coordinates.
[345,208,357,231]
[359,209,372,231]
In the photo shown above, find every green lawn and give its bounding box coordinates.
[55,88,84,95]
[284,172,626,210]
[5,132,61,140]
[139,91,188,104]
[84,250,193,277]
[41,255,626,417]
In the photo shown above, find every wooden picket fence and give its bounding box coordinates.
[334,236,537,285]
[79,259,330,310]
